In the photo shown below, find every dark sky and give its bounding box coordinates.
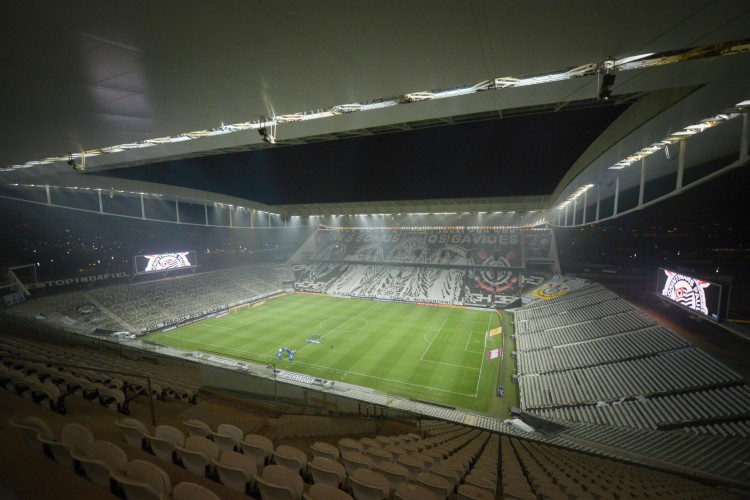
[94,104,629,205]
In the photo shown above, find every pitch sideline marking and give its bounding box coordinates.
[291,359,477,397]
[473,314,494,397]
[419,319,446,361]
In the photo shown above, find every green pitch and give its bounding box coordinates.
[145,293,503,412]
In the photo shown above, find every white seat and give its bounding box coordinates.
[457,483,495,500]
[171,481,221,500]
[72,440,128,490]
[305,483,353,500]
[376,461,409,497]
[397,454,426,482]
[395,483,438,500]
[341,451,374,476]
[175,436,218,476]
[9,416,55,453]
[38,434,75,470]
[114,459,171,499]
[308,456,346,489]
[464,474,495,495]
[183,419,212,439]
[211,423,242,453]
[116,417,150,450]
[113,470,161,500]
[257,464,304,500]
[273,444,308,476]
[337,437,364,455]
[349,468,390,500]
[148,425,185,463]
[417,472,452,499]
[62,422,95,454]
[240,433,273,472]
[365,446,393,465]
[310,441,340,461]
[212,450,257,494]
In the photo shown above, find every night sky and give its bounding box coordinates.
[94,104,629,205]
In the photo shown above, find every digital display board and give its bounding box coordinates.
[134,251,197,274]
[657,268,722,321]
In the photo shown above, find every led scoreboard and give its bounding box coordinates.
[656,268,728,322]
[134,251,197,274]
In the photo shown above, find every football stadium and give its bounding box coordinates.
[1,2,749,499]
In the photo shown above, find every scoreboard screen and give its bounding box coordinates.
[134,251,197,274]
[657,268,722,321]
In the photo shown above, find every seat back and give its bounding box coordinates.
[212,450,256,494]
[341,451,373,476]
[274,444,307,474]
[376,461,409,496]
[183,419,212,438]
[212,423,242,453]
[337,437,364,455]
[456,483,495,500]
[113,470,161,500]
[257,475,297,500]
[350,468,389,500]
[61,422,94,454]
[75,454,113,490]
[172,481,221,500]
[177,438,215,476]
[9,417,54,453]
[90,440,128,472]
[395,483,439,500]
[258,464,304,500]
[307,483,353,500]
[127,459,171,495]
[310,441,339,461]
[309,457,346,488]
[417,472,452,499]
[240,434,273,470]
[115,418,148,450]
[396,454,425,481]
[155,425,185,446]
[365,446,393,465]
[40,437,75,470]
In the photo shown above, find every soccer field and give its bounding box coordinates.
[145,293,503,412]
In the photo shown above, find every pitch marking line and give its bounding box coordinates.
[419,319,446,361]
[464,330,484,354]
[299,302,378,353]
[158,335,274,361]
[473,314,494,397]
[291,359,477,397]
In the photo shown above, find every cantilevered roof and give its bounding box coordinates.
[1,1,749,218]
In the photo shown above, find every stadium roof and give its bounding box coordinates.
[1,1,749,219]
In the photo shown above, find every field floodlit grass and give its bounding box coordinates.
[145,293,503,412]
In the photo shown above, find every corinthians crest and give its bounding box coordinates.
[661,270,710,315]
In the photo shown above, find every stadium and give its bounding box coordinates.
[1,2,749,499]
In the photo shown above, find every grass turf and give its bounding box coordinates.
[145,293,504,413]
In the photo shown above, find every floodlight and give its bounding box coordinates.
[599,73,616,100]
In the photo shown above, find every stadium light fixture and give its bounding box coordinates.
[4,40,749,171]
[607,104,744,170]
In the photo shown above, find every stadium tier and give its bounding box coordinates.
[291,227,559,307]
[2,228,749,492]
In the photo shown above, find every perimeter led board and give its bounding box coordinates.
[134,251,197,274]
[657,268,722,321]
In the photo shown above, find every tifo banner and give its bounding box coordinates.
[487,348,502,360]
[531,282,571,300]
